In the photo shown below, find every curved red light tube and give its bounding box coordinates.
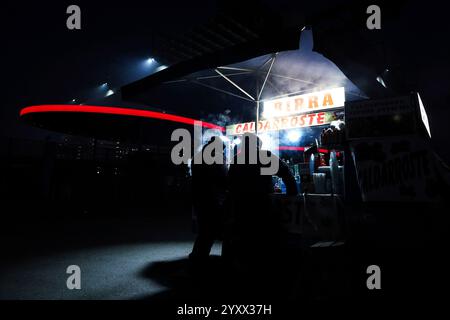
[277,146,330,153]
[20,105,225,132]
[277,146,306,151]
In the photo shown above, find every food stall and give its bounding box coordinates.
[121,28,426,245]
[223,87,348,242]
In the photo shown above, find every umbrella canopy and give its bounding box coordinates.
[20,29,381,143]
[122,29,369,129]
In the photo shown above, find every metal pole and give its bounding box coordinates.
[214,69,255,101]
[258,55,276,100]
[255,53,276,135]
[256,99,259,135]
[256,75,260,135]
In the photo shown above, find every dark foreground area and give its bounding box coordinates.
[1,205,448,311]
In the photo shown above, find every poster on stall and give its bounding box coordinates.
[270,194,342,240]
[271,194,303,235]
[350,136,449,202]
[302,194,342,240]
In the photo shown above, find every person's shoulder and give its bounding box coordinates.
[259,149,272,156]
[260,149,279,160]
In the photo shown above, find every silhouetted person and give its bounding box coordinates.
[189,137,228,263]
[227,133,297,272]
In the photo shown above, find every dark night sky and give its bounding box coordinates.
[1,0,217,138]
[2,0,450,160]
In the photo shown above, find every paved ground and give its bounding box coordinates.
[0,211,359,304]
[0,241,221,300]
[0,208,444,305]
[0,212,222,300]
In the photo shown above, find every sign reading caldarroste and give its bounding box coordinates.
[226,112,339,135]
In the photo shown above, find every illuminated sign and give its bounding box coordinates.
[263,87,345,118]
[226,111,338,135]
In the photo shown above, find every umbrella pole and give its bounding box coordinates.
[255,54,276,136]
[256,99,259,135]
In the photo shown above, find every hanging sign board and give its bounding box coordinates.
[226,111,339,136]
[345,94,431,139]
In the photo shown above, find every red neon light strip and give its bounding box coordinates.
[277,146,305,151]
[20,105,225,132]
[277,146,330,153]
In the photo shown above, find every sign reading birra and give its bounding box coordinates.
[263,87,345,118]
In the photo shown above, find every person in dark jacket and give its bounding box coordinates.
[189,136,228,263]
[227,133,297,270]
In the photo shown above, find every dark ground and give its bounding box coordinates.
[0,209,204,300]
[0,205,448,314]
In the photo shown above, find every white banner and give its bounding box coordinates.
[263,87,345,118]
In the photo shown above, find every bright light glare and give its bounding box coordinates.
[233,137,241,145]
[106,89,114,97]
[262,109,272,119]
[376,76,387,88]
[146,58,155,64]
[156,65,168,72]
[287,130,301,143]
[417,93,431,138]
